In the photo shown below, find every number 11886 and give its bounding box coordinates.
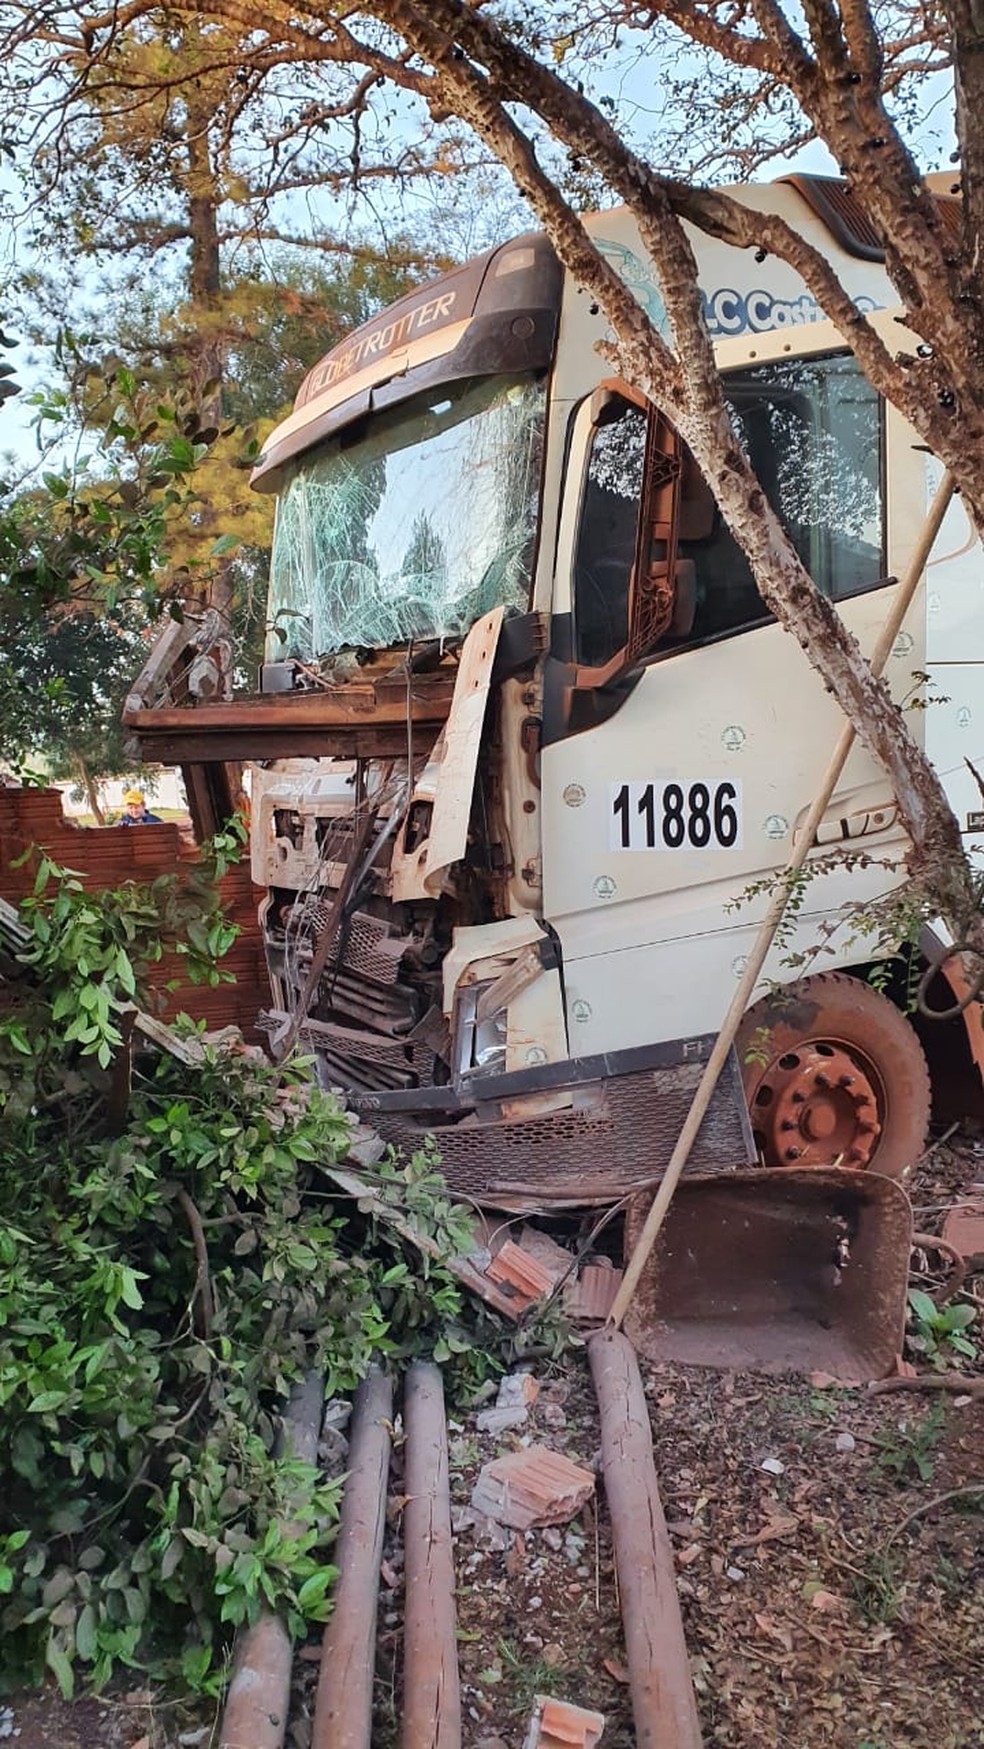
[610,780,741,851]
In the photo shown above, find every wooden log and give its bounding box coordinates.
[401,1362,461,1749]
[588,1330,703,1749]
[311,1368,394,1749]
[218,1373,324,1749]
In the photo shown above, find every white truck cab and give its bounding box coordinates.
[126,174,984,1200]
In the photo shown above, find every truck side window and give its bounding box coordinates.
[572,399,646,668]
[672,352,884,647]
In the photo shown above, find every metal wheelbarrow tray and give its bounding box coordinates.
[624,1167,913,1381]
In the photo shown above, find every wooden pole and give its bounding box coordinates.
[218,1372,324,1749]
[609,469,956,1329]
[401,1362,461,1749]
[589,1329,703,1748]
[311,1369,394,1749]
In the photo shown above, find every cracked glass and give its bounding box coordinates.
[266,373,546,662]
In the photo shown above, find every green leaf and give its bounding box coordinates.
[45,1635,75,1700]
[296,1570,332,1611]
[119,1268,146,1311]
[76,1602,98,1661]
[907,1289,938,1325]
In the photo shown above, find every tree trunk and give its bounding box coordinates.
[76,756,104,826]
[184,38,234,617]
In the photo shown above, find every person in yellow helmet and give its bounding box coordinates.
[120,787,163,826]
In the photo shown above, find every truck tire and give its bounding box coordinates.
[735,972,931,1181]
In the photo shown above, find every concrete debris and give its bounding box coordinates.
[451,1505,514,1551]
[499,1371,540,1408]
[760,1456,784,1476]
[322,1397,352,1432]
[318,1426,350,1475]
[942,1203,984,1263]
[515,1226,575,1281]
[541,1402,567,1430]
[476,1370,541,1434]
[486,1240,557,1308]
[541,1380,570,1407]
[344,1121,387,1168]
[471,1446,596,1531]
[476,1404,529,1435]
[563,1532,586,1565]
[523,1695,606,1748]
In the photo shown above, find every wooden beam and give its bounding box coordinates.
[311,1369,393,1749]
[401,1363,461,1749]
[218,1373,325,1749]
[588,1330,703,1749]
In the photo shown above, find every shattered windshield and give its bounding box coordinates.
[266,373,546,662]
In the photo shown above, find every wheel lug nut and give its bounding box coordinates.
[838,1074,854,1088]
[780,1120,797,1131]
[784,1147,802,1160]
[791,1092,805,1104]
[814,1073,831,1089]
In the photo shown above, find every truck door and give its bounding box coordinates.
[540,317,931,1060]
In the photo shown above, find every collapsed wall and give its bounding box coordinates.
[0,786,269,1040]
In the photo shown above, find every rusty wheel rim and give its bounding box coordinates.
[747,1038,884,1168]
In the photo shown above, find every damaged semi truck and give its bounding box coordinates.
[126,174,984,1208]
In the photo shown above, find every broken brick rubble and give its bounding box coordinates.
[523,1696,606,1748]
[470,1446,595,1531]
[486,1240,557,1308]
[942,1202,984,1263]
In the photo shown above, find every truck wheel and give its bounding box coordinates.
[735,972,930,1180]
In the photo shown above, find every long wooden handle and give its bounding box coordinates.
[608,469,956,1329]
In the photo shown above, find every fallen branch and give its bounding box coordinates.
[911,1230,968,1305]
[321,1163,521,1319]
[884,1485,984,1551]
[178,1188,214,1339]
[913,1120,961,1165]
[867,1373,984,1397]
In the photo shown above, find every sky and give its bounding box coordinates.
[0,24,957,475]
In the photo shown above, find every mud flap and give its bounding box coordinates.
[624,1168,913,1381]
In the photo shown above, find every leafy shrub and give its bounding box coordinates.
[0,858,495,1696]
[906,1287,978,1370]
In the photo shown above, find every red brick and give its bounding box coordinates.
[942,1204,984,1261]
[524,1696,606,1747]
[470,1446,595,1531]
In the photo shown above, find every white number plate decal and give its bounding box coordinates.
[609,780,742,851]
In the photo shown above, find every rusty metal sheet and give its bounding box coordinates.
[424,607,505,895]
[625,1168,913,1381]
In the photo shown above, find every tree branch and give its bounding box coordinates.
[177,1187,214,1339]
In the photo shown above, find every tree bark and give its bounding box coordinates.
[377,2,977,926]
[76,755,104,825]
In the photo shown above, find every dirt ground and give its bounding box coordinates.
[6,1135,984,1749]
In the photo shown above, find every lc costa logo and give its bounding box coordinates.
[704,287,880,337]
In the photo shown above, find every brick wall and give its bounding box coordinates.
[0,787,269,1042]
